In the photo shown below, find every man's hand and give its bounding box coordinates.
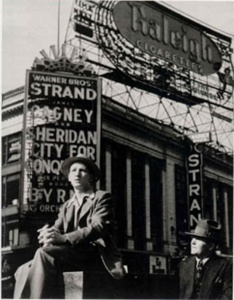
[37,224,50,245]
[37,225,67,246]
[44,227,67,245]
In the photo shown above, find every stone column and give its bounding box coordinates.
[223,189,230,248]
[105,144,112,192]
[162,159,176,254]
[212,186,217,221]
[145,157,153,251]
[126,150,134,250]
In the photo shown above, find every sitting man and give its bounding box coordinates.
[179,219,232,299]
[14,154,126,299]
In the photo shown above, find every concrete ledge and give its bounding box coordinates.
[63,271,179,299]
[63,271,118,299]
[63,272,84,299]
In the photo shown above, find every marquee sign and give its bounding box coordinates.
[73,0,233,108]
[113,1,221,76]
[22,67,101,215]
[186,144,203,230]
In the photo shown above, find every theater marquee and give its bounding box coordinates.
[22,70,101,215]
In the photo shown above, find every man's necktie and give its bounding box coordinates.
[196,259,203,280]
[194,259,204,298]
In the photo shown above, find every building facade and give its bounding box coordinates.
[1,0,233,297]
[2,85,233,275]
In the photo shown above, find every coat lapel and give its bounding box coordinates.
[182,256,196,299]
[200,256,224,298]
[187,257,196,298]
[63,200,75,232]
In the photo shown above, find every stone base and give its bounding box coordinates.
[63,272,84,299]
[63,271,118,299]
[63,271,179,299]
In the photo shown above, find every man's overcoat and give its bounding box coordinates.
[179,255,232,299]
[53,189,125,279]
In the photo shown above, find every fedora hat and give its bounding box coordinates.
[185,219,221,242]
[61,154,100,181]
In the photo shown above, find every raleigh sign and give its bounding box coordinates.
[74,0,233,106]
[113,1,222,76]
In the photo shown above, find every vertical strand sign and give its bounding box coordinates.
[22,70,101,216]
[186,144,204,230]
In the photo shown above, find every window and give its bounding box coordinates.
[175,166,188,232]
[216,182,233,253]
[226,186,233,253]
[2,173,20,247]
[100,140,127,248]
[9,227,19,246]
[2,223,19,247]
[2,174,20,207]
[175,166,188,247]
[203,179,233,254]
[150,157,163,252]
[2,133,21,165]
[203,178,214,219]
[111,143,127,248]
[132,151,146,250]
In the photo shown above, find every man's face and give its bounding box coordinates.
[190,237,214,258]
[68,162,93,190]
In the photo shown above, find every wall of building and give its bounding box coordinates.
[1,86,233,279]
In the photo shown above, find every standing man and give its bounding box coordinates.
[14,154,125,299]
[179,219,232,299]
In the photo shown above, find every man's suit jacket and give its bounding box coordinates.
[179,254,232,299]
[53,190,125,280]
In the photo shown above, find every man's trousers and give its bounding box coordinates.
[13,243,104,299]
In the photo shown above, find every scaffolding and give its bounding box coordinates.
[63,0,233,155]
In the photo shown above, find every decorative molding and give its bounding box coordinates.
[32,44,95,76]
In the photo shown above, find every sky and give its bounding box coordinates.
[1,0,234,94]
